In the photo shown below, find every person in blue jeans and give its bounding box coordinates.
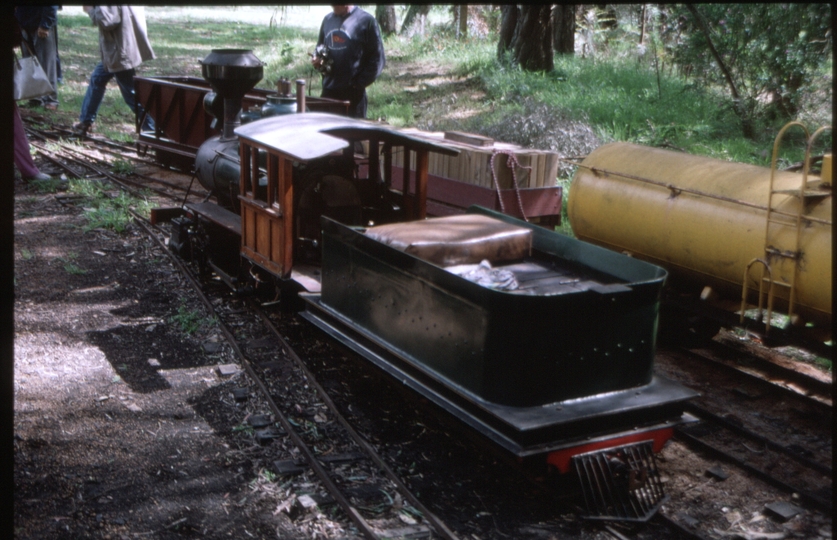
[74,5,155,137]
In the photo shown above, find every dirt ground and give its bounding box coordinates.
[10,166,339,539]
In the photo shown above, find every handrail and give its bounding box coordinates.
[740,258,775,334]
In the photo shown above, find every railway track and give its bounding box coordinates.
[656,341,832,538]
[21,117,833,540]
[131,213,460,540]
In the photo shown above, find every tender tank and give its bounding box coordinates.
[568,142,832,330]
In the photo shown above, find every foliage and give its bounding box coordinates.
[58,252,86,275]
[170,303,206,335]
[111,159,135,175]
[669,4,832,122]
[468,52,763,161]
[68,178,151,233]
[29,176,64,193]
[54,7,830,167]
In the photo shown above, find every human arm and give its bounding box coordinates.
[88,6,122,31]
[352,17,385,88]
[36,6,58,37]
[312,20,326,69]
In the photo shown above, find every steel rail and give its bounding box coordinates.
[27,146,88,180]
[54,139,206,198]
[673,428,832,513]
[703,339,833,405]
[32,144,147,199]
[684,402,831,477]
[675,346,832,411]
[28,123,209,203]
[250,301,462,540]
[31,141,182,203]
[129,212,387,540]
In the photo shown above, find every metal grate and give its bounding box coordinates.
[572,440,668,522]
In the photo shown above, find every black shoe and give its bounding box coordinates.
[72,121,92,137]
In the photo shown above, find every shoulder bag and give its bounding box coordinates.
[13,41,55,101]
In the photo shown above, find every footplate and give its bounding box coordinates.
[573,440,668,522]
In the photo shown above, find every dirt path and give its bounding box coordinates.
[12,176,342,539]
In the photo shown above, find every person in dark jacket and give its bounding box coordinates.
[14,5,60,110]
[312,5,385,119]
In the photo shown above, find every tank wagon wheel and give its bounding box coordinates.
[658,305,722,348]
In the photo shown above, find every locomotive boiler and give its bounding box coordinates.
[568,133,832,349]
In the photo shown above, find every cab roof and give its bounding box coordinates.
[234,112,460,162]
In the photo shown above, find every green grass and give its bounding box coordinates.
[67,178,152,232]
[54,7,830,168]
[170,303,205,335]
[58,252,87,275]
[29,176,65,194]
[111,159,135,175]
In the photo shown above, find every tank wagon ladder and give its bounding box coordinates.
[742,122,832,334]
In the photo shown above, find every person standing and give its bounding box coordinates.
[73,5,155,137]
[14,5,60,110]
[12,18,51,181]
[312,5,385,119]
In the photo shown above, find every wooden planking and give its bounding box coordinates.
[394,127,559,190]
[444,130,494,147]
[390,168,562,222]
[256,213,271,258]
[271,218,283,265]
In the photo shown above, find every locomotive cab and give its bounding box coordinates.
[176,112,460,293]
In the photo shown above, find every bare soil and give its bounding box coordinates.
[12,167,329,539]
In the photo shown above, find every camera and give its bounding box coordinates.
[312,44,333,75]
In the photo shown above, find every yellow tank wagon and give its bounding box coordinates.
[568,130,831,343]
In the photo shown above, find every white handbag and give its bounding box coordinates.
[13,42,55,101]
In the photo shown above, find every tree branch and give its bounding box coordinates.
[685,4,754,138]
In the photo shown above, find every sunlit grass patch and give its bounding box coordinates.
[68,178,151,232]
[29,176,65,194]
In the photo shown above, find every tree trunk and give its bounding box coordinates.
[552,4,575,54]
[497,5,519,60]
[685,5,755,139]
[639,4,646,45]
[400,5,431,37]
[458,5,468,39]
[511,5,554,71]
[376,5,397,36]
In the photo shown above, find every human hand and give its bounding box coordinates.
[37,27,49,39]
